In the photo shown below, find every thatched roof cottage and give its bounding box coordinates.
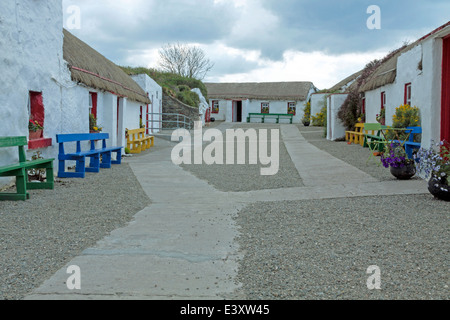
[205,82,317,123]
[359,21,450,147]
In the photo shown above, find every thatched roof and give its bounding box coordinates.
[204,82,314,101]
[359,21,450,93]
[328,69,364,93]
[63,29,151,104]
[358,42,418,93]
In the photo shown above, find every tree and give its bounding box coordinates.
[158,43,214,80]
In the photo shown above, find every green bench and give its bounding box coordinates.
[247,113,294,124]
[0,136,54,201]
[363,123,387,152]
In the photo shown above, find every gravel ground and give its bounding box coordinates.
[0,164,150,300]
[297,125,414,182]
[234,195,450,300]
[181,124,304,192]
[1,124,447,301]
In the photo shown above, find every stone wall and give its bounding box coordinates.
[162,94,200,129]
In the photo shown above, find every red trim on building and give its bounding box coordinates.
[28,138,52,150]
[381,91,386,109]
[90,92,98,117]
[404,83,412,105]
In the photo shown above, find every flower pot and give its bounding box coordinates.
[303,122,310,127]
[29,129,43,140]
[428,178,450,202]
[390,163,416,180]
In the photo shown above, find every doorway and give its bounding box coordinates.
[233,100,243,123]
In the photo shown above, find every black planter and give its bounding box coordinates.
[390,164,416,180]
[428,178,450,202]
[303,122,310,127]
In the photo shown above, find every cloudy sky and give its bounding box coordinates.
[62,0,450,89]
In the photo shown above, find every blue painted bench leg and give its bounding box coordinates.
[101,151,112,169]
[112,149,122,165]
[58,159,85,178]
[86,154,100,173]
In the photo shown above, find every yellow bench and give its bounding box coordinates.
[126,128,154,154]
[346,123,365,146]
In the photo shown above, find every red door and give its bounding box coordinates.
[442,35,450,142]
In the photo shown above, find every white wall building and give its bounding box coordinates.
[0,1,153,188]
[205,82,317,124]
[360,22,450,148]
[131,74,163,134]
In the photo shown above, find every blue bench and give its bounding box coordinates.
[57,133,122,178]
[393,126,422,159]
[404,126,422,159]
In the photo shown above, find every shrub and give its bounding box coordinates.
[302,101,311,124]
[312,106,327,127]
[386,104,421,141]
[392,104,421,128]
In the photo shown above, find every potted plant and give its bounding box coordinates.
[302,102,311,126]
[381,142,416,180]
[89,113,103,133]
[29,120,43,140]
[414,140,450,201]
[376,109,386,125]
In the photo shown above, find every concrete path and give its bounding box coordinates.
[25,124,428,300]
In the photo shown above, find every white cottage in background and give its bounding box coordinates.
[205,82,317,124]
[131,74,163,134]
[360,21,450,147]
[311,70,363,140]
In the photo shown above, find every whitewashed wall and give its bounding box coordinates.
[210,100,227,121]
[364,36,445,148]
[311,94,328,120]
[245,100,306,124]
[0,0,74,187]
[131,74,162,133]
[327,94,348,141]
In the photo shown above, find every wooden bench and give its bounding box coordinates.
[56,133,122,178]
[393,126,422,159]
[126,128,154,154]
[363,123,387,152]
[345,123,365,146]
[0,136,54,201]
[247,113,294,124]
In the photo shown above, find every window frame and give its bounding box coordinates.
[287,102,296,116]
[261,102,270,114]
[404,83,412,105]
[381,91,386,110]
[211,100,220,114]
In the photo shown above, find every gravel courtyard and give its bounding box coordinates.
[0,123,448,300]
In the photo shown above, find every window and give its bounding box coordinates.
[261,102,270,114]
[29,91,44,140]
[287,102,296,115]
[405,83,412,105]
[212,100,219,114]
[28,91,52,149]
[89,92,98,118]
[381,92,386,109]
